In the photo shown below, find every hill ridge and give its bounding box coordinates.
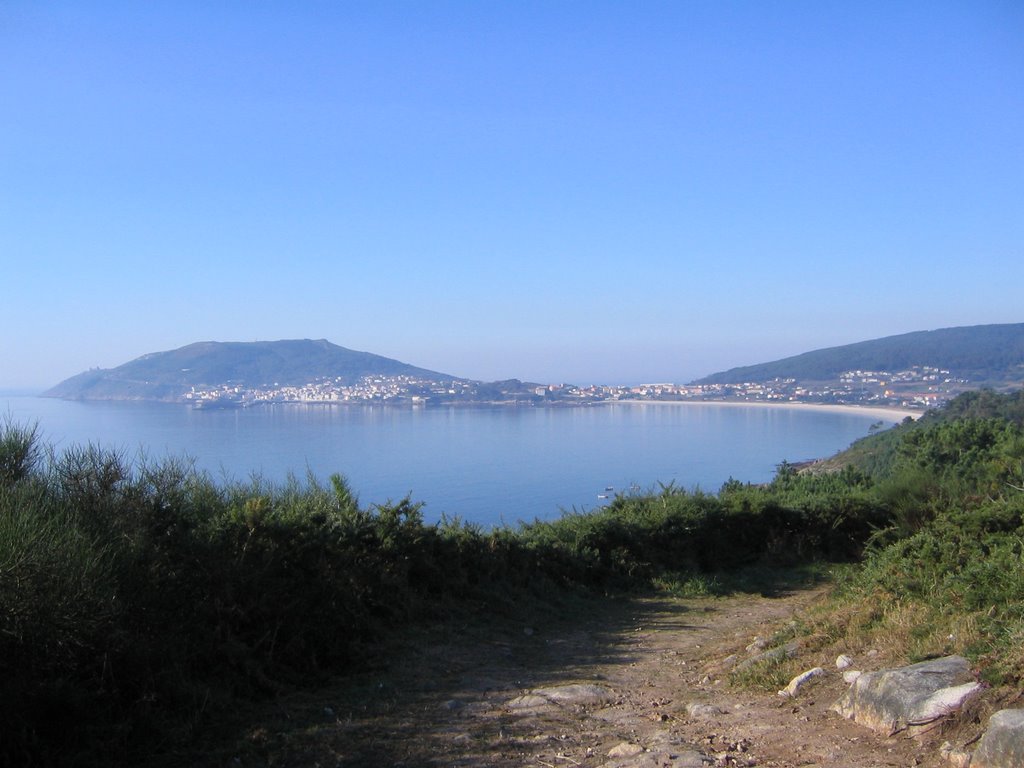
[44,339,456,402]
[694,322,1024,385]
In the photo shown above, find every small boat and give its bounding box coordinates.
[597,493,609,500]
[604,485,614,491]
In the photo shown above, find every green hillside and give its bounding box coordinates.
[695,323,1024,385]
[43,339,456,401]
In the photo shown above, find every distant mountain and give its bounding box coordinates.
[695,323,1024,385]
[44,340,457,401]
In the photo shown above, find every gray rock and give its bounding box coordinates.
[939,741,972,768]
[831,655,981,734]
[506,693,552,710]
[745,636,768,653]
[842,670,862,684]
[685,702,726,718]
[836,654,854,669]
[508,683,615,712]
[533,683,615,706]
[608,742,645,757]
[972,709,1024,768]
[779,667,825,697]
[732,640,799,672]
[600,749,712,768]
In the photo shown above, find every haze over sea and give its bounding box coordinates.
[3,396,900,526]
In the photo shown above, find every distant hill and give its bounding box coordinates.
[44,340,457,401]
[695,323,1024,385]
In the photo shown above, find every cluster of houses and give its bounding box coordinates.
[184,365,968,410]
[185,375,475,407]
[671,366,966,408]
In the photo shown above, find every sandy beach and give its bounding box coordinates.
[608,398,923,423]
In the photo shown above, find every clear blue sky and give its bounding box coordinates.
[2,1,1022,390]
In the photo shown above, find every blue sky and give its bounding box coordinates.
[2,1,1022,389]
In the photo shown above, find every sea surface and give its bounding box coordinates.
[2,397,897,527]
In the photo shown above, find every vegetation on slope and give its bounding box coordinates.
[3,388,1024,764]
[805,392,1024,685]
[43,339,455,400]
[815,388,1024,477]
[696,322,1024,384]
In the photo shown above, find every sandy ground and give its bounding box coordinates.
[608,399,923,424]
[187,587,954,768]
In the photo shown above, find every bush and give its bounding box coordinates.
[7,391,1024,763]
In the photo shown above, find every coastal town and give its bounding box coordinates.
[185,364,968,411]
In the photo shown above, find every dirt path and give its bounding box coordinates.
[208,588,947,767]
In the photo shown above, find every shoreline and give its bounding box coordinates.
[17,393,924,422]
[606,399,923,423]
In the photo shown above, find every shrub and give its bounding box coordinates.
[7,391,1024,763]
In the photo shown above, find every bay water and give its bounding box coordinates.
[2,396,896,527]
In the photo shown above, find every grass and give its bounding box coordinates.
[729,653,801,692]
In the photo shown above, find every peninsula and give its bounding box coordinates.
[43,323,1024,411]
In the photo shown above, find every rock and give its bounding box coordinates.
[972,709,1024,768]
[608,742,645,757]
[509,683,615,712]
[686,702,726,718]
[745,636,768,653]
[836,654,854,670]
[507,694,552,710]
[442,699,463,711]
[732,641,800,672]
[843,670,862,684]
[779,667,826,697]
[831,655,981,734]
[939,740,972,768]
[533,683,615,706]
[598,729,712,765]
[600,749,711,767]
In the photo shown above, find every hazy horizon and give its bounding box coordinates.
[13,321,1024,395]
[3,2,1022,389]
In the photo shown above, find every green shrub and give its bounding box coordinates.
[6,391,1024,763]
[0,418,41,487]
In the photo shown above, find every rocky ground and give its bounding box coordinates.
[192,587,958,767]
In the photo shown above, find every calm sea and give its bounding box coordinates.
[2,397,895,527]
